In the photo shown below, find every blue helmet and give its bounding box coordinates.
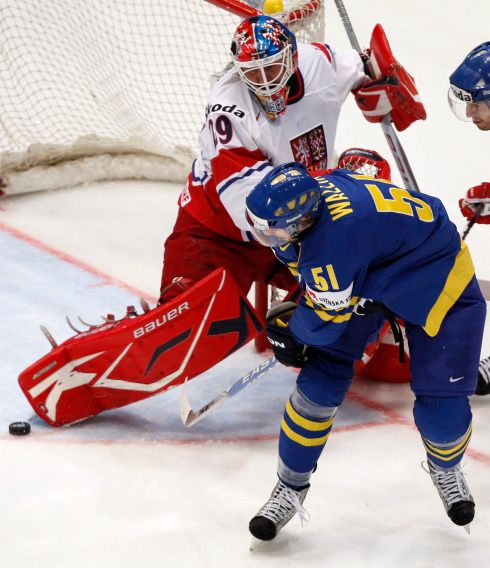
[246,162,321,247]
[448,42,490,120]
[231,16,298,119]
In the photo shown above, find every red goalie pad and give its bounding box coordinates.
[19,269,264,426]
[354,320,410,383]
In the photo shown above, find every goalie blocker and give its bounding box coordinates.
[19,269,264,426]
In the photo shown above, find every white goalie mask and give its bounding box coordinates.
[231,16,298,120]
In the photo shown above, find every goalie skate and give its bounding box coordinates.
[475,356,490,395]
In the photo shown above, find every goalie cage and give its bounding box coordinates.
[0,0,325,196]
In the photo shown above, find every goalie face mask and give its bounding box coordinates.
[231,15,298,120]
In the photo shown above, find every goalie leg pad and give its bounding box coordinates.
[19,268,264,426]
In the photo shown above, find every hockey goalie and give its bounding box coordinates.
[18,15,421,426]
[18,147,411,429]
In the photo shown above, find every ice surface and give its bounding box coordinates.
[1,2,489,566]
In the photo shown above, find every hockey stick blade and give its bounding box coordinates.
[180,357,278,427]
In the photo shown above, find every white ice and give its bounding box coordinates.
[1,1,490,567]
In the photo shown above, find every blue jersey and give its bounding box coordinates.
[274,170,476,347]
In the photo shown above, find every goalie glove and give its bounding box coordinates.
[354,24,426,131]
[337,147,391,180]
[459,182,490,224]
[266,301,309,368]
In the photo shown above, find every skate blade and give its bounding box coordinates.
[249,536,271,551]
[249,536,261,551]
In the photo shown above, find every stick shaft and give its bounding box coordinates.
[180,357,278,426]
[204,0,260,17]
[461,204,484,240]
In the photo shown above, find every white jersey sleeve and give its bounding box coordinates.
[328,45,366,102]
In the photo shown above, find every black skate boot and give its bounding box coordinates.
[475,356,490,395]
[249,480,310,541]
[424,459,475,529]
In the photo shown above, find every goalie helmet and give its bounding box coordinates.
[246,162,321,247]
[337,148,391,180]
[448,42,490,122]
[231,15,298,120]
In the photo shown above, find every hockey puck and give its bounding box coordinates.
[9,421,31,436]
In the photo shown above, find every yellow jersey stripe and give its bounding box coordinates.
[423,241,475,337]
[424,443,470,462]
[285,400,334,432]
[281,419,330,447]
[423,426,472,456]
[348,174,393,184]
[305,295,354,323]
[287,262,299,277]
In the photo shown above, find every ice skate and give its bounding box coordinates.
[424,459,475,530]
[476,356,490,395]
[249,480,310,541]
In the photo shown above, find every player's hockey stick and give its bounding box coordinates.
[461,203,484,240]
[333,0,420,192]
[180,356,278,426]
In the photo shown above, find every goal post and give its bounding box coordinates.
[0,0,324,196]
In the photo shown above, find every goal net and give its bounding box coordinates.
[0,0,324,196]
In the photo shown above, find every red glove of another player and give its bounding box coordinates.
[459,183,490,224]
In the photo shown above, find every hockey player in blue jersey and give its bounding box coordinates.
[450,42,490,394]
[245,162,486,540]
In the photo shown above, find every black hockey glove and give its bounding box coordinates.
[266,301,309,368]
[353,298,385,317]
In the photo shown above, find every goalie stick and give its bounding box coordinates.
[204,0,260,17]
[180,356,278,426]
[204,0,324,26]
[333,0,421,192]
[334,1,482,242]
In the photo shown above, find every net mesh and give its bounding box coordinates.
[0,0,324,194]
[340,158,383,178]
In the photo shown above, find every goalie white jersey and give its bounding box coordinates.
[179,43,366,241]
